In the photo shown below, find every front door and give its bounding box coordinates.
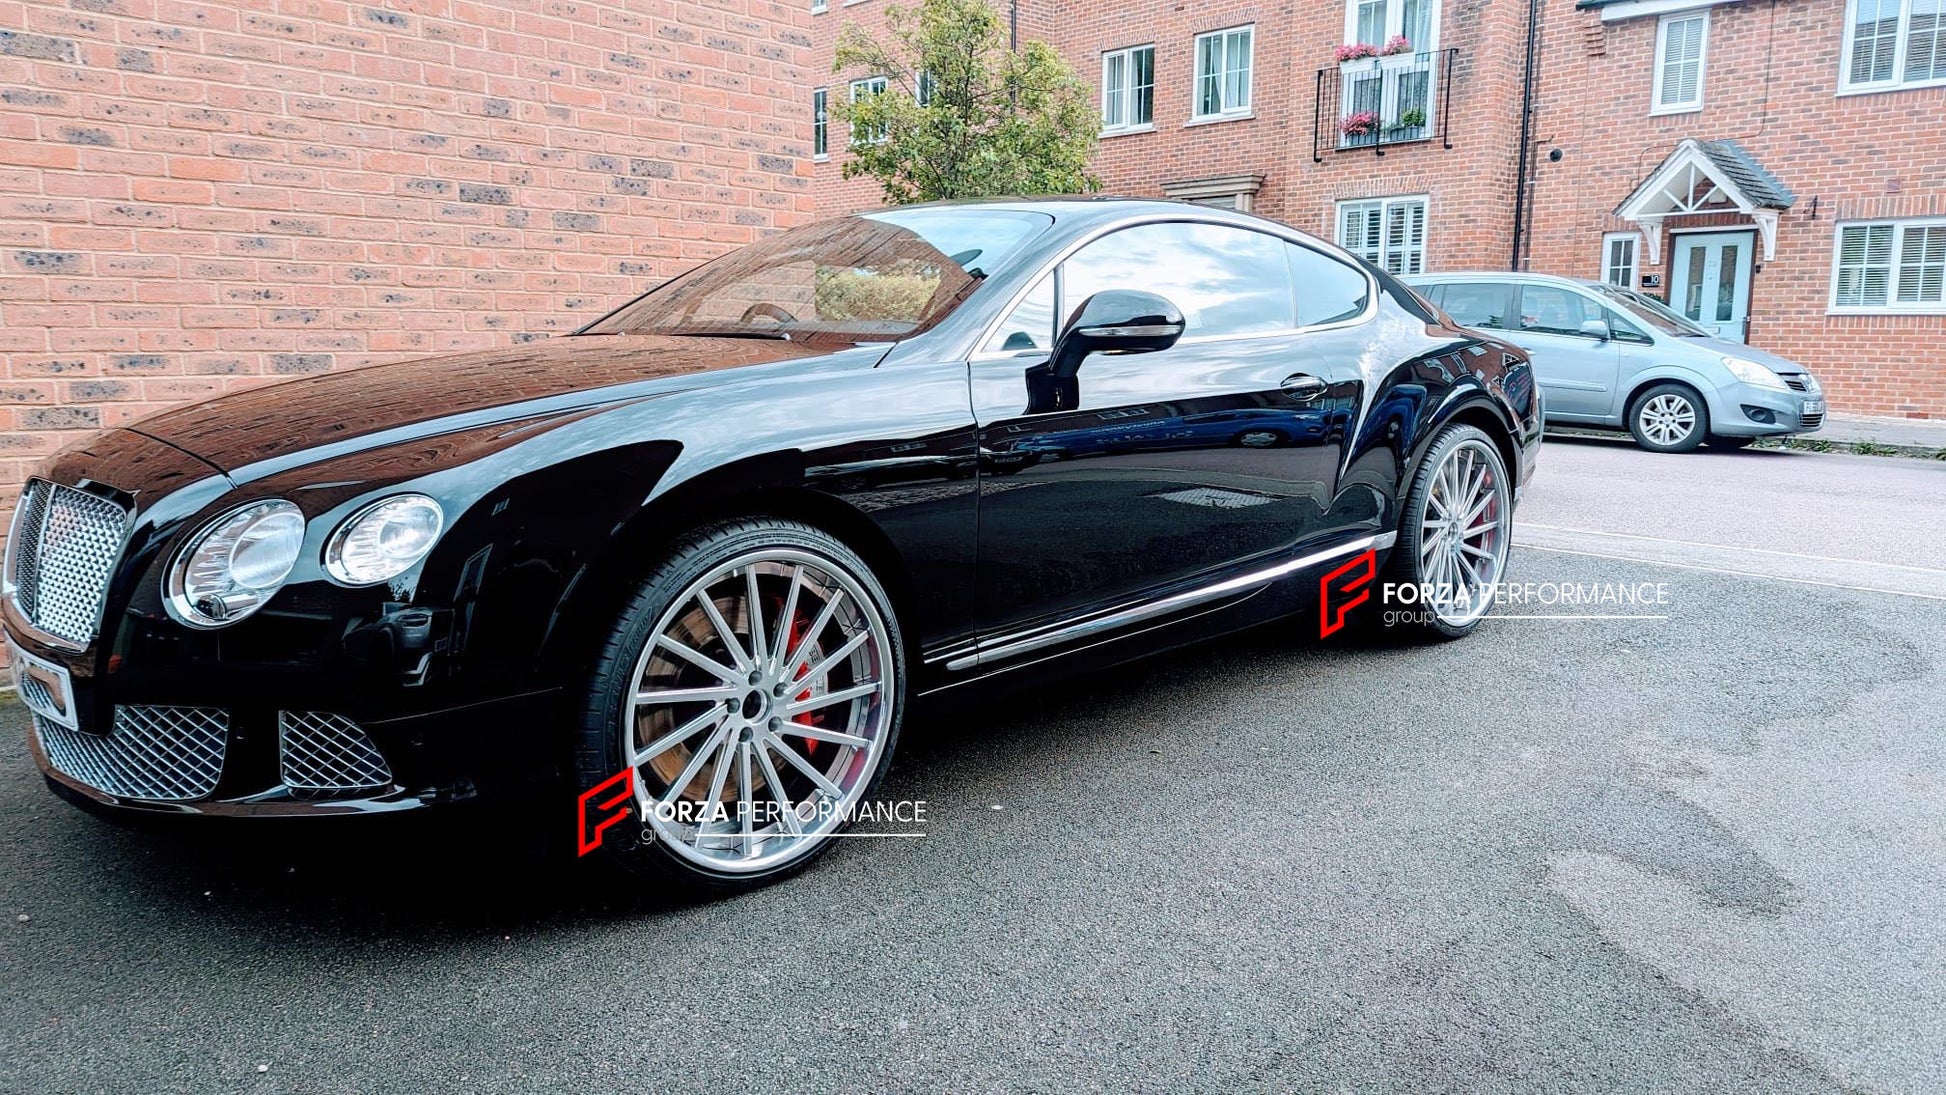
[1669,231,1754,343]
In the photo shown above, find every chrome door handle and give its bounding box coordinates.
[1281,374,1327,400]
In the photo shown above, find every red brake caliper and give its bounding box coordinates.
[777,594,827,756]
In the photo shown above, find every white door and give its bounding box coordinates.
[1669,231,1754,343]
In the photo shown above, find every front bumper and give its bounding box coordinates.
[1711,381,1826,437]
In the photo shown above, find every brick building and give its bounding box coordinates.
[0,0,817,501]
[814,0,1946,418]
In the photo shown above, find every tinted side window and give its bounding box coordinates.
[1061,222,1295,337]
[1439,282,1513,331]
[982,272,1055,353]
[1518,285,1599,336]
[1286,243,1369,326]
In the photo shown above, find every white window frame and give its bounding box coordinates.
[1336,195,1429,276]
[1101,44,1156,135]
[1603,232,1641,289]
[915,70,936,107]
[1650,11,1709,115]
[1190,25,1254,122]
[1341,0,1441,50]
[811,0,826,12]
[1828,217,1946,314]
[812,87,828,160]
[1840,0,1946,93]
[848,76,888,147]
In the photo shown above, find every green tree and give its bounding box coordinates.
[831,0,1099,204]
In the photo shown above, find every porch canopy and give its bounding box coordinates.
[1615,138,1795,263]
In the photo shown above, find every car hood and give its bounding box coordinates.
[1670,335,1814,376]
[130,334,872,475]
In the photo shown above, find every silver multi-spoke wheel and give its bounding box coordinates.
[1637,392,1697,448]
[1416,437,1510,628]
[622,547,894,875]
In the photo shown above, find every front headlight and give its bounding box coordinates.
[166,499,306,628]
[323,494,444,586]
[1722,356,1788,391]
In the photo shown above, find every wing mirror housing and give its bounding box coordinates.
[1048,290,1185,378]
[1578,317,1613,342]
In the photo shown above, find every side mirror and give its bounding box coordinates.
[1578,317,1612,342]
[1048,290,1185,378]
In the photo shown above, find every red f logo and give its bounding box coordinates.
[1319,549,1377,638]
[577,768,638,857]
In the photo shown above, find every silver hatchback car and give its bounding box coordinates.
[1405,272,1825,453]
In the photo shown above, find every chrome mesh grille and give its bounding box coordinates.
[279,711,393,794]
[16,670,58,717]
[35,705,229,802]
[7,479,132,646]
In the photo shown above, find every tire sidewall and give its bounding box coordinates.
[1628,383,1709,453]
[1389,423,1511,640]
[573,518,906,893]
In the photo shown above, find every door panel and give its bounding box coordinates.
[1512,284,1620,419]
[1670,231,1754,342]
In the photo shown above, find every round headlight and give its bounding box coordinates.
[324,494,444,586]
[166,499,306,629]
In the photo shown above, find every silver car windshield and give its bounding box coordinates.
[1586,282,1710,337]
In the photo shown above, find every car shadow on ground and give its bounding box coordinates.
[31,619,1424,938]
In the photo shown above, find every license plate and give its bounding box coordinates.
[7,637,78,730]
[1803,399,1825,415]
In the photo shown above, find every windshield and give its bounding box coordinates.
[1586,282,1710,337]
[582,208,1053,343]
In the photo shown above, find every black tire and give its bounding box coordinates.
[1707,433,1757,450]
[573,517,906,896]
[1380,422,1512,641]
[1626,382,1709,453]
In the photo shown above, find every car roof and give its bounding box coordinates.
[854,195,1289,233]
[1403,270,1608,291]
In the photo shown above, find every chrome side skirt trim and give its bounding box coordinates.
[945,531,1397,671]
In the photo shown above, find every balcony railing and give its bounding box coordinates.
[1313,48,1457,162]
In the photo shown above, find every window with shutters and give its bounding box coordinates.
[1336,196,1427,276]
[1842,0,1946,92]
[1192,26,1254,120]
[1602,233,1640,290]
[1651,12,1708,115]
[1831,219,1946,312]
[1101,45,1155,133]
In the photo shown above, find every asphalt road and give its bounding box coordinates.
[4,438,1944,1093]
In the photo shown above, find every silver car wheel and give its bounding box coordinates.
[1417,438,1511,627]
[1637,392,1698,448]
[621,547,894,874]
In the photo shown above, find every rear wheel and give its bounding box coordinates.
[575,518,905,894]
[1384,424,1512,639]
[1628,383,1708,453]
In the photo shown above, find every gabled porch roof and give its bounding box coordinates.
[1615,138,1795,262]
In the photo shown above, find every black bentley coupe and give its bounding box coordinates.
[4,199,1539,891]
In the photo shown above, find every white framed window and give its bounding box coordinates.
[1192,25,1254,120]
[848,76,888,146]
[1603,232,1641,289]
[1830,218,1946,312]
[1343,0,1438,50]
[1842,0,1946,92]
[811,0,826,12]
[1337,195,1427,276]
[915,70,936,107]
[812,88,828,159]
[1651,11,1708,114]
[1101,45,1155,133]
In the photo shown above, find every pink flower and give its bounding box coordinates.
[1340,110,1380,135]
[1334,42,1379,62]
[1382,35,1413,55]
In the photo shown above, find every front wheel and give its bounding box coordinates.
[1628,383,1709,453]
[1385,424,1513,639]
[575,518,905,894]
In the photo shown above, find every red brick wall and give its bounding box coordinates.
[0,0,817,501]
[1526,0,1946,417]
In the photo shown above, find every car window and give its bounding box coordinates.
[1517,285,1599,336]
[1061,222,1295,337]
[1286,243,1369,326]
[982,272,1056,353]
[1438,282,1513,331]
[1605,308,1651,343]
